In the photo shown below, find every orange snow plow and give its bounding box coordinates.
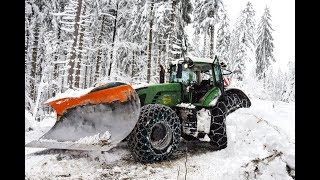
[26,82,140,151]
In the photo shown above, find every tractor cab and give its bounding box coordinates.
[169,56,224,105]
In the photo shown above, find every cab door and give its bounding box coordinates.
[212,56,224,93]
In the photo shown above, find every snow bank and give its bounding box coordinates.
[25,110,56,132]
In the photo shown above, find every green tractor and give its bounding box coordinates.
[26,55,251,164]
[128,55,251,163]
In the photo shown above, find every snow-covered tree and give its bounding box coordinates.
[216,11,231,64]
[189,33,202,57]
[25,0,58,115]
[146,0,155,83]
[229,2,256,81]
[255,6,275,80]
[193,0,225,58]
[282,61,295,102]
[171,0,193,60]
[26,0,295,120]
[267,68,284,101]
[63,0,91,89]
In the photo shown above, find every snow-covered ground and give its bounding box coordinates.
[25,98,295,179]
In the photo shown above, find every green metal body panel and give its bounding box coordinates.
[194,87,221,107]
[135,83,182,106]
[135,56,224,108]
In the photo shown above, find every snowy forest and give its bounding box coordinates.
[25,0,295,178]
[25,0,295,120]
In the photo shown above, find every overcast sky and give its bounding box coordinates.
[224,0,295,72]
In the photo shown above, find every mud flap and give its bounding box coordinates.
[26,83,140,151]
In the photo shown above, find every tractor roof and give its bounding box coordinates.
[171,56,216,65]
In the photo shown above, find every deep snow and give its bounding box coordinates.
[25,98,294,179]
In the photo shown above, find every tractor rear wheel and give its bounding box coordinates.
[127,104,181,163]
[209,101,228,150]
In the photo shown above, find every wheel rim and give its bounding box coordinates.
[150,122,173,150]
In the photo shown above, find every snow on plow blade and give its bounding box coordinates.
[26,82,140,151]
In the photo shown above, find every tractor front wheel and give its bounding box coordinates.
[127,104,181,163]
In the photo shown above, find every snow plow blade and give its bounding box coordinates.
[26,82,140,151]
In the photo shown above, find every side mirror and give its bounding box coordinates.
[176,63,182,78]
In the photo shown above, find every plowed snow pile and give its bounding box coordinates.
[25,98,295,179]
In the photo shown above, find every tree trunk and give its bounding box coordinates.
[67,0,83,88]
[209,25,215,58]
[84,65,88,88]
[158,40,162,66]
[52,22,61,96]
[32,68,47,121]
[147,0,155,83]
[89,60,94,87]
[203,30,207,57]
[75,4,87,88]
[131,51,135,79]
[30,22,40,102]
[108,3,119,77]
[25,24,29,62]
[53,22,61,81]
[94,15,107,82]
[25,21,30,98]
[36,32,44,91]
[168,0,176,62]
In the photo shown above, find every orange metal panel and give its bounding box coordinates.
[47,85,135,120]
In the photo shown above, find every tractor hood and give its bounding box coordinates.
[133,83,182,107]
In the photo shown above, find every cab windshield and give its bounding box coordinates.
[170,64,196,85]
[169,63,213,86]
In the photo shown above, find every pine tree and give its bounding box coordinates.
[152,0,192,66]
[255,6,275,80]
[193,0,224,58]
[216,11,231,64]
[230,2,256,81]
[25,0,55,115]
[107,0,120,78]
[189,33,201,56]
[65,0,83,88]
[50,0,68,96]
[147,0,155,83]
[282,61,295,102]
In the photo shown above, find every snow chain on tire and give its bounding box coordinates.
[209,92,250,150]
[224,92,249,115]
[209,101,228,150]
[127,104,181,163]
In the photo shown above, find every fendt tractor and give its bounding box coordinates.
[26,55,251,163]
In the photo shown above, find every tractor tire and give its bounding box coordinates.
[127,104,181,163]
[209,101,228,150]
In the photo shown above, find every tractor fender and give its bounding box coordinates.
[224,88,251,108]
[220,88,251,114]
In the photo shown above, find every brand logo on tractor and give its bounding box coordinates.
[163,97,172,104]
